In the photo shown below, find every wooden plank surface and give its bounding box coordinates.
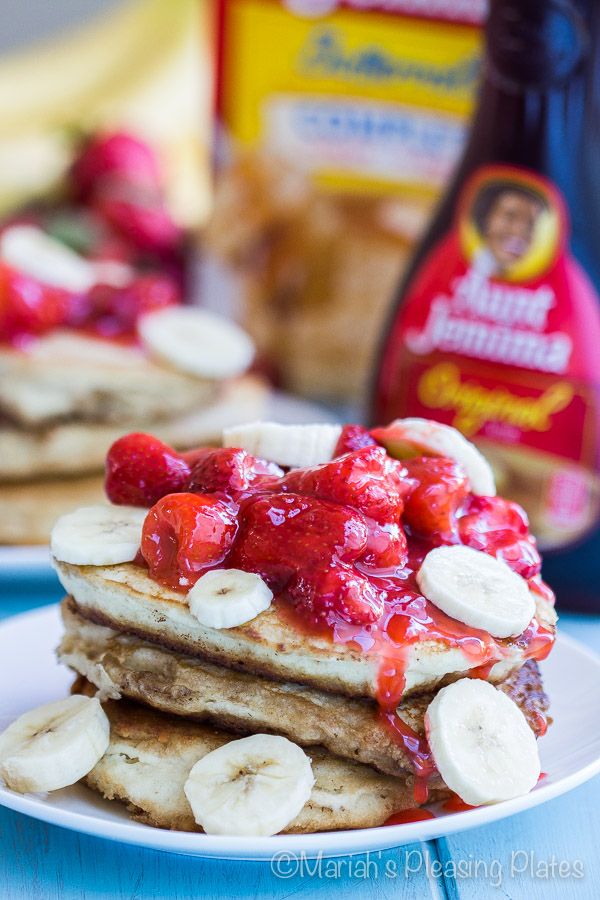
[436,784,598,899]
[0,805,445,900]
[0,572,599,899]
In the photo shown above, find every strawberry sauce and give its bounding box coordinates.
[110,429,557,788]
[440,793,478,814]
[0,132,183,347]
[384,808,437,826]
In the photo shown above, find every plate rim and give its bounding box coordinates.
[1,604,599,860]
[0,545,51,571]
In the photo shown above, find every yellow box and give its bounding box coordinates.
[208,0,484,404]
[215,0,482,197]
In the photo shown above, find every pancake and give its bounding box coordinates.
[0,375,267,481]
[0,475,105,545]
[0,332,214,429]
[74,678,419,833]
[59,599,550,779]
[54,560,557,701]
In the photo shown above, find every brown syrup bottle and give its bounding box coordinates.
[372,0,600,611]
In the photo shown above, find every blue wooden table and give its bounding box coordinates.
[1,571,599,900]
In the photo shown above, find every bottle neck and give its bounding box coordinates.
[456,0,590,170]
[484,0,588,92]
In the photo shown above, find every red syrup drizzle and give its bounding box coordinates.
[531,709,549,737]
[378,710,434,804]
[384,808,437,825]
[441,793,478,814]
[136,445,558,802]
[323,559,553,801]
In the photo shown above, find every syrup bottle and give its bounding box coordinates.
[372,0,600,611]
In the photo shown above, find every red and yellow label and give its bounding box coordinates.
[376,166,600,549]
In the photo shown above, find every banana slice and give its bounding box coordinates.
[90,259,134,288]
[417,545,535,638]
[51,504,146,566]
[372,417,495,496]
[0,224,96,292]
[184,733,314,835]
[0,695,110,794]
[188,569,273,629]
[223,421,342,468]
[138,307,255,380]
[425,679,541,806]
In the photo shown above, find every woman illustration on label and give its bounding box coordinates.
[470,182,546,279]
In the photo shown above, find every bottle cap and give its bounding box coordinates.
[486,0,588,90]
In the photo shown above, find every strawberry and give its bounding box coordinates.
[280,446,410,524]
[0,263,70,342]
[495,538,541,580]
[71,133,182,257]
[458,495,529,544]
[458,496,541,579]
[403,456,469,538]
[105,433,191,507]
[288,567,383,628]
[181,447,215,468]
[334,424,376,456]
[71,132,161,197]
[230,493,381,624]
[529,575,555,604]
[232,493,369,576]
[94,196,182,256]
[360,520,408,572]
[85,274,178,338]
[188,448,283,496]
[141,492,237,590]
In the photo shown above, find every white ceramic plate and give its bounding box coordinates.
[0,605,599,860]
[0,545,51,572]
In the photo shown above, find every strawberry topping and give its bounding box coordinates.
[334,423,376,455]
[280,446,411,524]
[92,197,182,257]
[105,433,191,507]
[71,132,161,198]
[188,448,283,496]
[107,429,553,663]
[101,423,557,789]
[141,493,237,590]
[80,274,178,338]
[229,492,381,625]
[0,263,71,343]
[1,131,184,347]
[403,456,469,539]
[359,519,408,572]
[459,495,541,579]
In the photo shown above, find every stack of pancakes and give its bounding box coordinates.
[55,560,552,834]
[0,332,265,544]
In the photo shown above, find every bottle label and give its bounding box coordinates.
[379,165,600,550]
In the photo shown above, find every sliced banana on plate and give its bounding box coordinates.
[0,695,110,794]
[417,545,535,638]
[184,733,314,836]
[372,417,496,496]
[223,421,341,468]
[426,679,541,806]
[51,504,146,566]
[138,307,255,380]
[188,569,273,629]
[0,224,96,293]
